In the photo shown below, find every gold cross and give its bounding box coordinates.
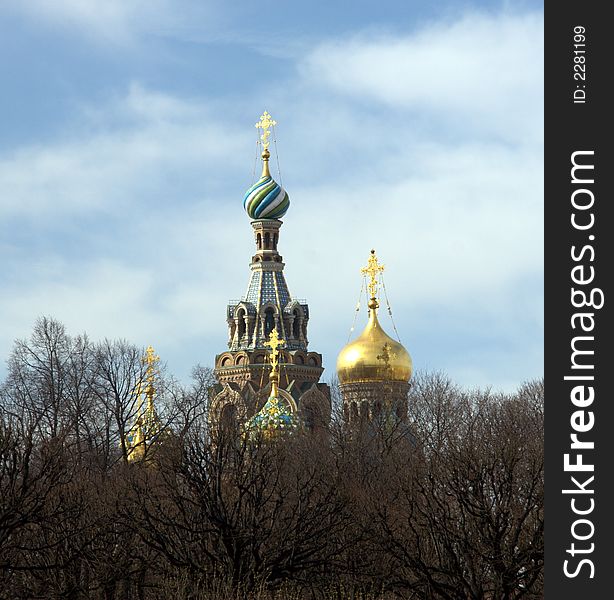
[377,342,397,366]
[361,249,385,300]
[255,110,277,151]
[264,328,285,375]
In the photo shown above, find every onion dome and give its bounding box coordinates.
[246,393,298,436]
[336,250,412,385]
[337,298,412,384]
[244,149,290,220]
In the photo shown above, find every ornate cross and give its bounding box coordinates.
[255,111,277,151]
[377,342,397,367]
[361,249,385,300]
[264,328,285,376]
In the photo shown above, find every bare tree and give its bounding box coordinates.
[0,319,543,600]
[359,378,544,599]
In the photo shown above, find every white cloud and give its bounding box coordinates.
[4,0,215,46]
[0,84,248,220]
[0,251,232,361]
[0,8,544,391]
[0,84,252,377]
[301,11,543,143]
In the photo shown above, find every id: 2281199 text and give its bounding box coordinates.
[573,25,587,104]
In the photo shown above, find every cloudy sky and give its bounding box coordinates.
[0,0,543,392]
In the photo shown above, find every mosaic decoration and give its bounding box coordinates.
[246,395,298,435]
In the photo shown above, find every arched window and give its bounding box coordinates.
[256,233,262,250]
[273,233,278,249]
[292,309,301,339]
[264,307,275,337]
[237,309,246,339]
[264,232,271,249]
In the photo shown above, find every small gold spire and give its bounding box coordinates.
[361,249,385,304]
[127,346,163,462]
[260,148,271,178]
[264,328,285,398]
[143,345,160,407]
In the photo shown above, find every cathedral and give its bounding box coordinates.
[127,111,413,455]
[209,111,413,437]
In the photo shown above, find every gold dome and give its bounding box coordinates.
[337,299,412,385]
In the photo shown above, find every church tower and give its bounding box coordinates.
[336,250,413,426]
[212,112,330,432]
[126,345,164,462]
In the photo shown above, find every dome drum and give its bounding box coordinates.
[341,381,410,424]
[215,350,324,389]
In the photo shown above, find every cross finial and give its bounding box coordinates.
[361,249,385,300]
[264,328,285,375]
[255,111,277,152]
[264,329,285,398]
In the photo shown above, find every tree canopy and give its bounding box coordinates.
[0,317,543,600]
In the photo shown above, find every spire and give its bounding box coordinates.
[144,345,159,414]
[244,111,290,220]
[226,111,305,353]
[213,112,329,434]
[126,345,163,462]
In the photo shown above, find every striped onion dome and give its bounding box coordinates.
[243,151,290,220]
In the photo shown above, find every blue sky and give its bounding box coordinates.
[0,0,543,391]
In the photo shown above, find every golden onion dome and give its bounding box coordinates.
[337,298,412,385]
